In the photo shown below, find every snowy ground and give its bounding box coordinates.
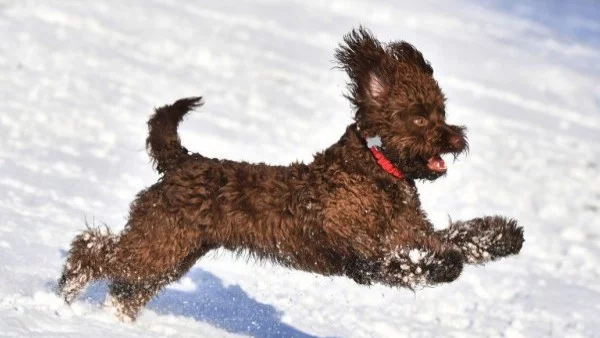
[1,0,599,337]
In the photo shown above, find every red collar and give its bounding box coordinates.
[369,146,405,179]
[364,135,404,179]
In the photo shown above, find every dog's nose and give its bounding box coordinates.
[450,135,463,150]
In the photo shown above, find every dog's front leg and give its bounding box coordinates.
[436,216,524,264]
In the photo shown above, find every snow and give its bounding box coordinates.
[1,0,599,337]
[408,249,424,264]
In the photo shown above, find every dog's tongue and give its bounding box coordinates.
[427,155,447,173]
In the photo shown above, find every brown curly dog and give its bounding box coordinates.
[58,27,524,321]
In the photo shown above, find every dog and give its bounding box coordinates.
[58,27,524,321]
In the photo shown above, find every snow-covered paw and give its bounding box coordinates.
[440,216,524,264]
[104,293,134,323]
[382,248,463,288]
[57,267,91,304]
[483,217,524,259]
[426,249,463,284]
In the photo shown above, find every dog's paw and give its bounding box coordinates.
[440,216,524,264]
[57,266,92,304]
[427,249,463,284]
[104,294,135,323]
[381,247,463,288]
[483,217,524,259]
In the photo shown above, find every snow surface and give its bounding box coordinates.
[1,0,599,337]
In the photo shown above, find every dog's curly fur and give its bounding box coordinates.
[58,27,524,321]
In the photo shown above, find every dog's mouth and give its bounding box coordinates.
[426,155,447,173]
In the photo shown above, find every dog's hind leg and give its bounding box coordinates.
[58,216,205,309]
[105,244,213,322]
[436,216,524,264]
[58,227,117,303]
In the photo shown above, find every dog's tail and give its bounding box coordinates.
[146,96,203,173]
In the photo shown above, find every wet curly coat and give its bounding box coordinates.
[58,27,524,321]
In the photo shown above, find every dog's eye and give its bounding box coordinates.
[413,117,428,127]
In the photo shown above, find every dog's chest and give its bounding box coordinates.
[376,179,423,219]
[324,176,425,231]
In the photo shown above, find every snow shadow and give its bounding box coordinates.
[78,268,322,338]
[149,268,322,338]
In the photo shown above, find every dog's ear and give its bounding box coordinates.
[336,26,388,107]
[367,72,385,103]
[388,41,433,75]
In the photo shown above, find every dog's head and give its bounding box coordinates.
[336,27,468,181]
